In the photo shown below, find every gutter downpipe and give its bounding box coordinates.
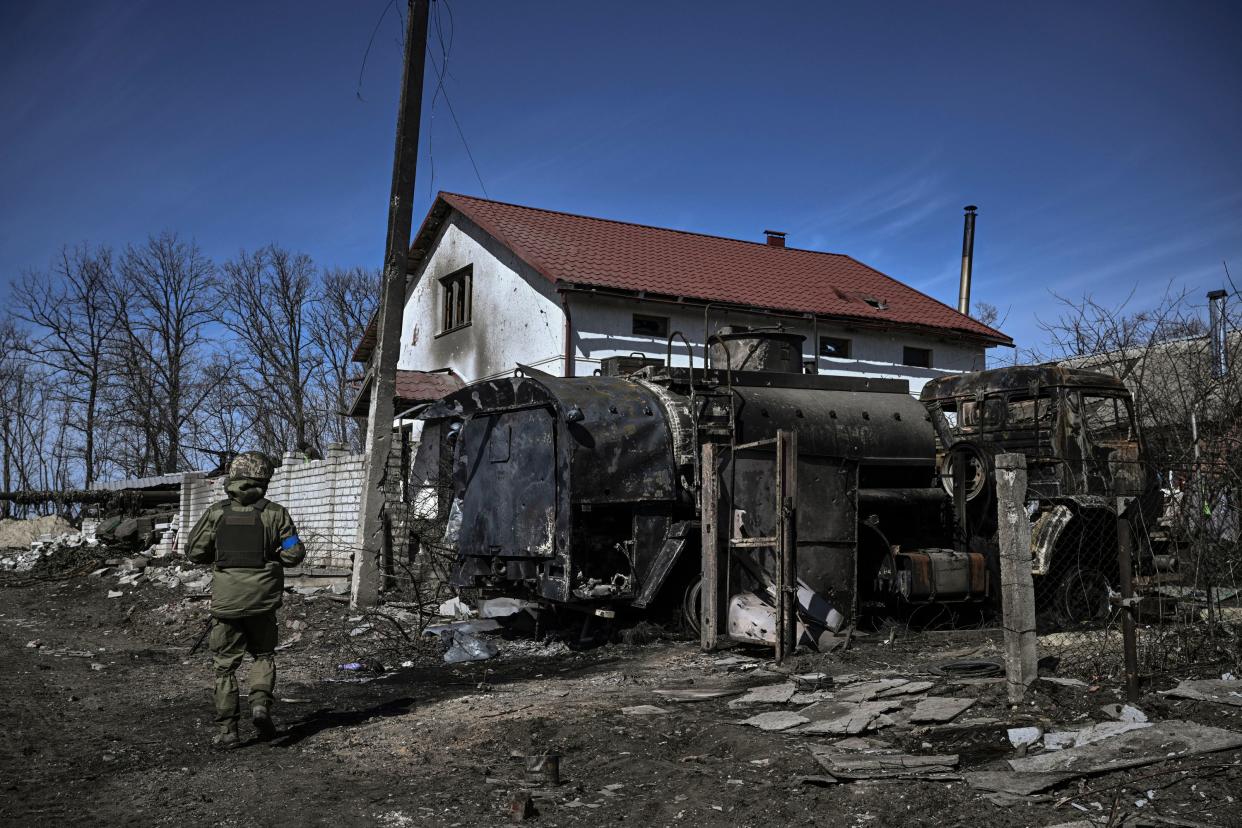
[559,288,575,377]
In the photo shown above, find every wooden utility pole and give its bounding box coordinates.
[352,0,431,609]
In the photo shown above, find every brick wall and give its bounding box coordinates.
[167,444,366,569]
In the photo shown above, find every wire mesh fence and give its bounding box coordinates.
[1034,455,1242,688]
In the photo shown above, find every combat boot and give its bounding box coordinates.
[211,724,240,750]
[251,703,276,740]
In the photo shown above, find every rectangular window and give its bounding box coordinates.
[632,313,669,338]
[439,266,472,333]
[902,346,932,368]
[819,336,852,358]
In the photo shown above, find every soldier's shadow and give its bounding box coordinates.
[260,696,416,748]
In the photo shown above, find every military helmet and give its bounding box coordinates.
[227,451,275,481]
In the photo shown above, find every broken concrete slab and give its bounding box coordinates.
[1007,727,1043,749]
[652,686,745,702]
[908,696,977,724]
[1159,678,1242,708]
[1100,703,1147,723]
[1008,720,1242,775]
[964,770,1077,796]
[727,681,798,708]
[809,744,959,780]
[835,678,912,702]
[739,710,809,731]
[875,679,935,698]
[796,700,902,735]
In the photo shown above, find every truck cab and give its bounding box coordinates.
[920,365,1160,625]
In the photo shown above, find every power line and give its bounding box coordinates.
[426,0,488,197]
[355,0,399,102]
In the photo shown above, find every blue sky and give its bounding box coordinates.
[2,1,1239,354]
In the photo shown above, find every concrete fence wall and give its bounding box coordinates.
[162,444,367,569]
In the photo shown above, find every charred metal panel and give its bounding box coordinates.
[724,449,859,622]
[731,386,935,468]
[458,407,558,557]
[538,376,677,504]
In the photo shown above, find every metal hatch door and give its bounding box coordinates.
[458,406,558,557]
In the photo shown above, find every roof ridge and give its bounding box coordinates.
[440,191,854,259]
[839,254,1008,340]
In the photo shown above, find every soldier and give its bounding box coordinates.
[186,451,305,748]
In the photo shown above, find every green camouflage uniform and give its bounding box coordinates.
[187,472,305,732]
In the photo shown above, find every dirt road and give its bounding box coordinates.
[3,574,1240,827]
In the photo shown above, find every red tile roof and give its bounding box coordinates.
[354,193,1010,362]
[347,369,463,416]
[395,369,463,404]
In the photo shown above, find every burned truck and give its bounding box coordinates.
[920,365,1161,624]
[419,329,1154,641]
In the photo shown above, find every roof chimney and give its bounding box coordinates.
[957,205,977,316]
[764,229,786,248]
[1208,288,1228,379]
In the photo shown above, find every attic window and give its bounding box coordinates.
[632,314,669,338]
[819,336,852,359]
[439,266,472,334]
[863,296,888,310]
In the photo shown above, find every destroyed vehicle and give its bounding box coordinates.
[419,331,1160,643]
[920,364,1162,624]
[419,327,990,646]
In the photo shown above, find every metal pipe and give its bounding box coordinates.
[560,290,574,377]
[957,205,978,316]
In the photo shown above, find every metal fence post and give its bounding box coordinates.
[995,453,1038,703]
[700,443,724,651]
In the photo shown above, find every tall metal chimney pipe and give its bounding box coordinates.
[1208,288,1228,380]
[957,205,977,316]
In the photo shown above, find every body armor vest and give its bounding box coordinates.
[215,500,269,568]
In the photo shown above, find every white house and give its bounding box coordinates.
[351,192,1011,410]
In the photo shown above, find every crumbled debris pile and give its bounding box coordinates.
[1,525,101,580]
[0,514,75,551]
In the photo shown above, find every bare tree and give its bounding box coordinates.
[309,266,379,451]
[10,245,120,488]
[1037,282,1242,673]
[218,245,321,456]
[115,233,219,474]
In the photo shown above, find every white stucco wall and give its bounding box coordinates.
[396,210,991,394]
[397,213,564,382]
[571,294,987,395]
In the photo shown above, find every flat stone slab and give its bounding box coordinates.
[621,705,670,716]
[836,678,913,702]
[964,770,1077,796]
[1008,720,1242,775]
[652,686,745,702]
[796,700,901,735]
[739,710,809,731]
[809,744,959,780]
[728,682,798,708]
[1160,678,1242,707]
[908,696,977,724]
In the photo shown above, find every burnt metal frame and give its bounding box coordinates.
[699,429,800,663]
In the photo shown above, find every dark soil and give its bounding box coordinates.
[3,575,1240,827]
